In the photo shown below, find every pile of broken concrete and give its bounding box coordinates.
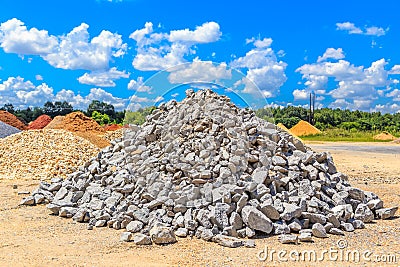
[21,89,397,247]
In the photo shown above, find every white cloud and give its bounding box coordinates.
[0,19,127,71]
[386,89,400,101]
[127,76,153,93]
[44,23,126,70]
[336,22,363,34]
[389,65,400,74]
[0,76,53,107]
[35,74,43,81]
[168,60,231,84]
[230,37,287,98]
[336,21,388,37]
[78,67,130,87]
[297,49,391,110]
[292,89,308,100]
[130,21,222,71]
[373,103,400,114]
[365,26,386,37]
[0,18,58,55]
[0,76,128,110]
[169,22,221,43]
[55,88,128,110]
[317,48,345,62]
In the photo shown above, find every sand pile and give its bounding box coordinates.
[46,112,104,132]
[44,116,65,129]
[373,132,396,141]
[0,110,27,130]
[44,112,109,148]
[103,124,123,131]
[0,129,100,180]
[277,123,302,141]
[28,115,52,130]
[290,120,321,136]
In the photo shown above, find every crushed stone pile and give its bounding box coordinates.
[0,110,27,130]
[28,115,52,130]
[373,132,396,141]
[21,90,397,248]
[0,129,100,180]
[290,120,321,136]
[44,112,109,148]
[0,121,21,138]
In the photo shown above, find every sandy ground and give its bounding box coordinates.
[0,141,399,267]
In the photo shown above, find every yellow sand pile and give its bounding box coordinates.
[374,132,397,141]
[276,123,302,141]
[290,120,321,136]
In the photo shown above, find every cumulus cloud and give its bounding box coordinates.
[169,22,221,43]
[0,19,127,71]
[35,74,43,81]
[336,21,388,37]
[0,76,128,110]
[130,21,222,71]
[127,76,153,93]
[230,37,287,98]
[292,89,309,100]
[78,67,130,87]
[317,48,345,62]
[0,18,58,55]
[389,65,400,74]
[297,48,393,111]
[168,60,231,84]
[373,103,400,113]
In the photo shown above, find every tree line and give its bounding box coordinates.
[256,106,400,133]
[2,101,400,132]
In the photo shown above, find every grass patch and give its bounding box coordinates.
[300,129,398,142]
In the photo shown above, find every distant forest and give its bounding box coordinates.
[2,101,400,132]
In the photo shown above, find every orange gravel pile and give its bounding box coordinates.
[50,112,104,132]
[0,110,27,130]
[28,115,52,130]
[374,132,397,141]
[290,120,321,136]
[43,112,109,148]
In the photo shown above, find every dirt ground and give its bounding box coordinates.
[0,141,399,267]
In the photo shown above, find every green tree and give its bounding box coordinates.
[91,111,111,125]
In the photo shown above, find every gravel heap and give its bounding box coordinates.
[0,129,100,180]
[0,110,27,130]
[28,115,52,130]
[21,90,397,247]
[0,121,21,138]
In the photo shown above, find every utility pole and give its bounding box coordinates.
[309,91,315,125]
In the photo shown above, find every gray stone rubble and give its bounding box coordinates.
[21,89,398,247]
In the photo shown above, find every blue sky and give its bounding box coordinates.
[1,0,400,112]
